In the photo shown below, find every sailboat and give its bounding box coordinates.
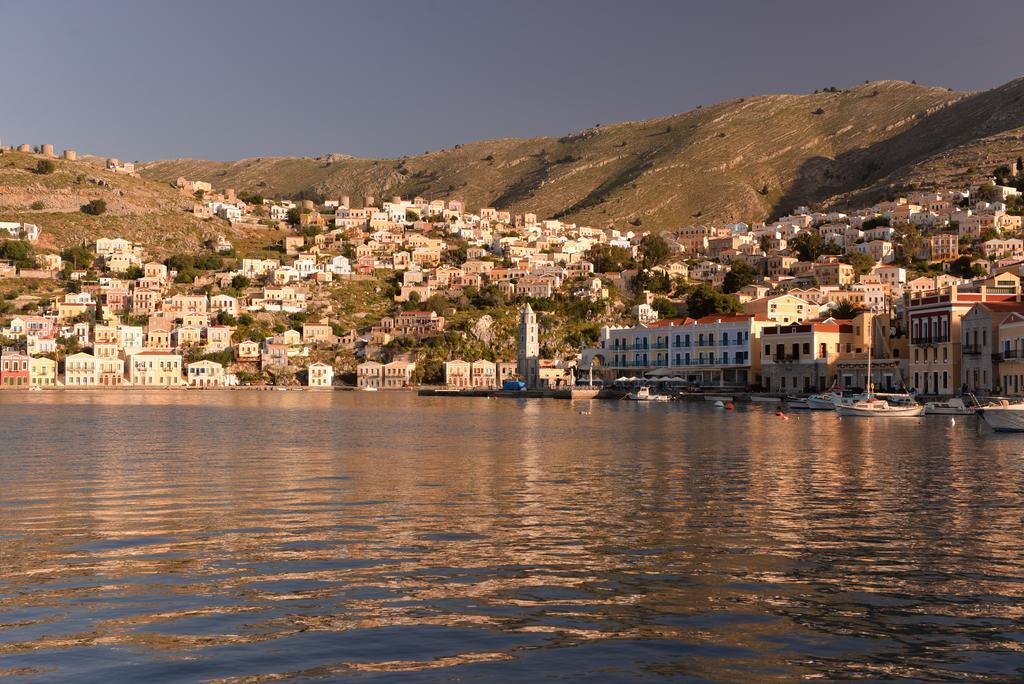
[835,337,923,417]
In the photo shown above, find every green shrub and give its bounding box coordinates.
[81,199,107,215]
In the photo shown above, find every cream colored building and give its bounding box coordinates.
[444,359,471,388]
[383,360,415,388]
[64,352,99,386]
[129,351,183,387]
[186,360,225,387]
[307,362,334,388]
[470,360,497,389]
[357,361,383,389]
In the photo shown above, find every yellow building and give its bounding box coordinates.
[743,294,813,324]
[29,356,57,387]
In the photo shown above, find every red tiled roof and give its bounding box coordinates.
[694,314,756,323]
[648,317,695,327]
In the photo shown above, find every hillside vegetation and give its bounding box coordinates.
[139,79,1024,229]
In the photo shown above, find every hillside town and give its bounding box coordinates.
[3,143,1024,398]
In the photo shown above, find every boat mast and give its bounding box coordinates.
[867,335,873,398]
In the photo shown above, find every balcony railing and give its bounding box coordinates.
[913,336,950,346]
[962,344,984,356]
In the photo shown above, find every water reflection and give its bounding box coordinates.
[0,392,1022,681]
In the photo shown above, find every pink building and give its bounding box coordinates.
[1,351,30,388]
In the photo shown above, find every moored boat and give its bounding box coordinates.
[834,342,922,417]
[836,398,924,417]
[924,396,976,416]
[806,393,841,410]
[785,397,810,410]
[979,401,1024,432]
[627,386,670,402]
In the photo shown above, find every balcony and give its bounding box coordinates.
[913,336,950,346]
[772,354,802,363]
[962,344,984,356]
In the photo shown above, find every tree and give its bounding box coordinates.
[948,256,985,279]
[651,296,677,318]
[36,159,56,174]
[841,251,876,275]
[630,269,671,295]
[286,207,302,225]
[861,216,891,230]
[586,244,634,273]
[829,300,861,320]
[0,240,33,268]
[81,199,107,215]
[231,274,251,290]
[790,232,824,261]
[686,285,743,318]
[723,260,756,293]
[238,191,264,205]
[61,244,94,269]
[639,234,671,268]
[898,225,924,260]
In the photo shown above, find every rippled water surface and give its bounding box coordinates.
[1,392,1024,682]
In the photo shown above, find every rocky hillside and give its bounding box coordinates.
[139,78,1024,229]
[0,150,263,256]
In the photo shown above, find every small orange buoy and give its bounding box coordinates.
[725,402,735,411]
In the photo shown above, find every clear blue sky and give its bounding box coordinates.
[3,0,1022,161]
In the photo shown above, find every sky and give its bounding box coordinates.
[2,0,1023,161]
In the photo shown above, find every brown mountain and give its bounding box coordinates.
[139,78,1024,228]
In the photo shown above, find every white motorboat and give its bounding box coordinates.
[806,393,842,410]
[627,386,670,402]
[924,396,976,416]
[978,401,1024,432]
[750,395,781,404]
[360,386,379,392]
[785,397,811,410]
[836,398,924,417]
